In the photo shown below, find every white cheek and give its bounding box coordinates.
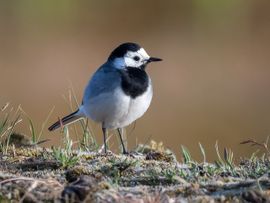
[124,57,140,67]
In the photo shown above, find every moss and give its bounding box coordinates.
[145,151,175,162]
[66,166,92,182]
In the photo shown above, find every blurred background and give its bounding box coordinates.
[0,0,270,161]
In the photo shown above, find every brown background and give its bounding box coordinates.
[1,1,270,161]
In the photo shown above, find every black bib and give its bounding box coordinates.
[119,67,149,99]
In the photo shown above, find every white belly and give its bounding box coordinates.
[81,85,153,129]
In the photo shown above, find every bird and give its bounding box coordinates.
[48,42,162,154]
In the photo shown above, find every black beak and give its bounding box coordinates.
[147,57,162,63]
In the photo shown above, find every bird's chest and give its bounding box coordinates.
[126,84,153,115]
[116,83,153,127]
[119,68,149,99]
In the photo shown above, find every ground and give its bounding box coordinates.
[0,140,270,203]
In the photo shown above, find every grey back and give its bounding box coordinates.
[82,62,121,104]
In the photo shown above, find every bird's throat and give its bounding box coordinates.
[119,67,149,99]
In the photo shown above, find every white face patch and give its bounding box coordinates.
[137,48,150,60]
[112,48,150,69]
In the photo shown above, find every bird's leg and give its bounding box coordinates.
[102,127,108,154]
[117,128,128,154]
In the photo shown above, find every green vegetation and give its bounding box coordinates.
[20,106,54,145]
[0,103,22,154]
[52,127,80,168]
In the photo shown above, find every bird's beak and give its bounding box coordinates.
[147,57,162,63]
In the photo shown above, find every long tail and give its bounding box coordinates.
[48,110,83,131]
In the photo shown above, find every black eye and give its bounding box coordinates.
[133,56,140,61]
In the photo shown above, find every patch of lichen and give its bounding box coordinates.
[1,145,48,159]
[66,166,93,182]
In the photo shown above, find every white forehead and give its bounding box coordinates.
[137,48,150,59]
[126,48,150,59]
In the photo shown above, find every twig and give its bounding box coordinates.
[19,180,38,203]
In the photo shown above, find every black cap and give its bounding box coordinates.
[108,42,141,61]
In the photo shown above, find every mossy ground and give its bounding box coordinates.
[0,143,270,203]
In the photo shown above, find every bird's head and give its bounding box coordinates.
[108,42,162,70]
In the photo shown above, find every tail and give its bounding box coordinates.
[48,110,83,131]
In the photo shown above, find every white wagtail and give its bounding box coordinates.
[48,42,162,154]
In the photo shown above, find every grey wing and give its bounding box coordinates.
[82,64,121,104]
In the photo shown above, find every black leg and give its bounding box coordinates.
[102,127,108,154]
[117,128,128,154]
